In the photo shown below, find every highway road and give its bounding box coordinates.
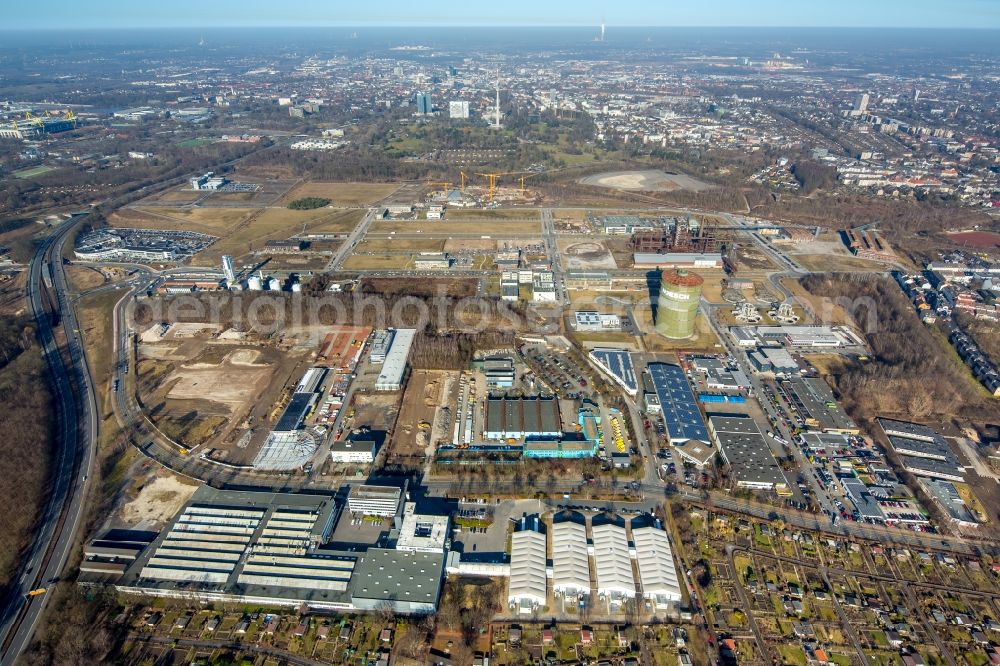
[5,168,990,666]
[0,212,99,666]
[0,140,289,663]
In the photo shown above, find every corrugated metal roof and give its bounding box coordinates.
[508,530,547,605]
[552,521,591,594]
[631,526,682,601]
[591,523,634,596]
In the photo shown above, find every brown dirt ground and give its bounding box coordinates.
[349,393,401,435]
[119,472,200,527]
[65,265,107,292]
[165,351,273,409]
[387,370,452,462]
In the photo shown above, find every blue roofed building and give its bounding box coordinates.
[647,363,709,443]
[589,348,638,396]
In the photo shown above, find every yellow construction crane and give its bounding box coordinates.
[24,112,43,128]
[427,181,452,194]
[475,172,537,201]
[459,171,468,192]
[515,173,540,195]
[475,172,503,202]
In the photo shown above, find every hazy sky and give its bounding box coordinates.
[5,0,1000,30]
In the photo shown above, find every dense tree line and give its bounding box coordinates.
[0,315,53,592]
[21,586,125,665]
[286,197,330,210]
[790,160,839,193]
[799,273,994,423]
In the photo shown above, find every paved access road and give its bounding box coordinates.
[0,212,99,666]
[0,141,290,664]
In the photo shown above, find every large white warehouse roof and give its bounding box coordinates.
[591,523,634,597]
[631,526,682,602]
[552,521,591,595]
[375,328,416,391]
[508,530,547,609]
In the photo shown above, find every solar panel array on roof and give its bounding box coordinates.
[589,349,638,395]
[647,363,709,443]
[274,393,317,433]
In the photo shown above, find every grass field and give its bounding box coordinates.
[372,219,542,235]
[189,208,362,265]
[341,254,413,270]
[149,189,205,203]
[177,137,215,148]
[568,289,647,307]
[792,253,888,272]
[306,209,366,233]
[356,238,446,253]
[124,207,255,234]
[13,165,55,179]
[279,182,399,206]
[552,208,588,221]
[445,208,540,221]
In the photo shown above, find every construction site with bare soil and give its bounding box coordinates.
[134,322,323,465]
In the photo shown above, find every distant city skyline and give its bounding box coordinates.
[3,0,1000,30]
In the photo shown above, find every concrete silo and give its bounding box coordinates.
[655,269,704,339]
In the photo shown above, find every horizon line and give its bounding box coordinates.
[2,24,1000,31]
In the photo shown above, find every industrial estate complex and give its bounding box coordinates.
[6,20,1000,666]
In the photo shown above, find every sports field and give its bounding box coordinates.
[13,165,55,179]
[177,137,215,148]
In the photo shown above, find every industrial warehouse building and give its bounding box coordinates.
[647,363,709,444]
[254,366,327,470]
[589,348,638,395]
[631,522,682,603]
[369,329,394,364]
[375,328,416,391]
[672,439,718,468]
[329,438,377,464]
[690,356,750,391]
[878,418,966,482]
[522,438,597,458]
[508,519,547,613]
[591,522,634,601]
[394,503,450,553]
[709,414,789,493]
[113,487,445,615]
[748,347,800,376]
[532,271,557,302]
[632,252,723,268]
[347,485,402,517]
[484,396,561,440]
[551,519,591,598]
[787,377,858,434]
[477,356,515,388]
[574,311,622,331]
